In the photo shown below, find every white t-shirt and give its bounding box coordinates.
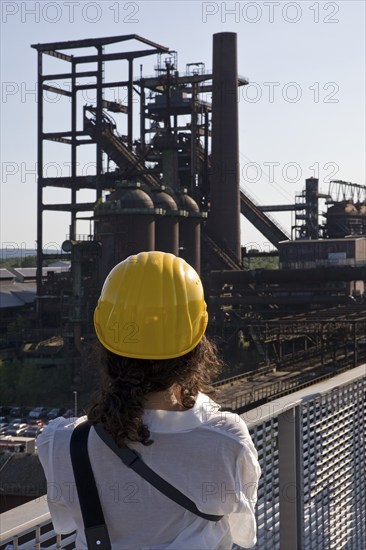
[37,392,261,549]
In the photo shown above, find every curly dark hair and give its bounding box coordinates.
[88,335,222,447]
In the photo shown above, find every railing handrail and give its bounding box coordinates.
[240,362,366,429]
[0,497,51,544]
[1,364,365,550]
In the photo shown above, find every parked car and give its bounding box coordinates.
[23,425,44,438]
[47,408,66,420]
[6,423,28,436]
[9,417,28,426]
[28,419,45,427]
[9,406,23,418]
[0,422,9,436]
[28,407,48,420]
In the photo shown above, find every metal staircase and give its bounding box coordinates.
[198,149,290,247]
[84,108,161,188]
[202,232,242,270]
[240,189,290,247]
[84,106,288,269]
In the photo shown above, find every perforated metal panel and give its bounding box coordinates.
[235,369,365,550]
[301,378,366,549]
[249,417,280,549]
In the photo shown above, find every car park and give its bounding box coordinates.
[28,419,45,427]
[0,422,9,435]
[5,423,28,436]
[9,417,28,426]
[23,425,44,438]
[28,407,48,420]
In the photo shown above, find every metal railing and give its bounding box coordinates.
[243,364,366,549]
[280,258,366,269]
[1,365,365,549]
[0,498,76,549]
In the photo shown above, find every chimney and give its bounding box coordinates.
[207,32,241,260]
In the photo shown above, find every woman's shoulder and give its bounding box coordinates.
[36,415,87,448]
[197,393,252,445]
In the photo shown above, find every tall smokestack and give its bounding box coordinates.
[207,32,241,260]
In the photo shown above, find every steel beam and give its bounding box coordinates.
[44,136,71,145]
[209,266,366,285]
[40,174,117,188]
[41,71,98,81]
[31,34,169,52]
[74,49,165,65]
[43,50,72,62]
[42,203,95,212]
[76,80,130,90]
[210,295,348,305]
[42,84,72,97]
[259,204,303,212]
[43,131,87,138]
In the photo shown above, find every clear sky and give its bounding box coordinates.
[1,0,365,255]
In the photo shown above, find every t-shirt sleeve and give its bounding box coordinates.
[229,432,261,548]
[36,417,79,534]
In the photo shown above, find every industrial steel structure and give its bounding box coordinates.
[2,31,365,396]
[1,31,366,550]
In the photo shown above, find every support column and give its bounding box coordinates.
[96,46,103,200]
[278,406,303,549]
[140,80,145,153]
[70,60,77,240]
[128,58,133,149]
[190,82,198,199]
[36,51,43,296]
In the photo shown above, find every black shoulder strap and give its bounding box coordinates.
[94,423,223,523]
[70,422,111,550]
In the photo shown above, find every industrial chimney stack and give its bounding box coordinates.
[207,32,241,260]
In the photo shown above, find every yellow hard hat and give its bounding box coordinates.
[94,251,208,359]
